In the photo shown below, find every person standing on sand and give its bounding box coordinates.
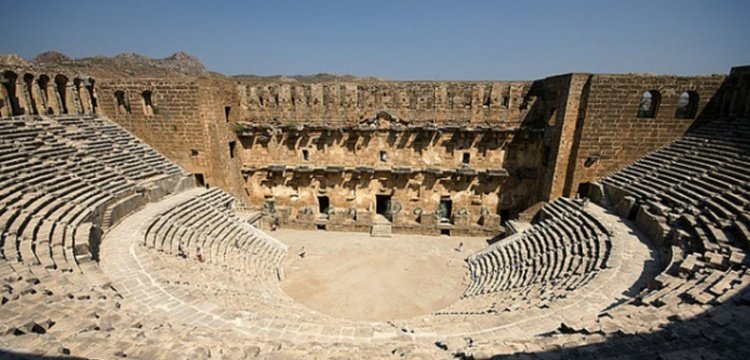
[196,246,205,262]
[178,240,186,258]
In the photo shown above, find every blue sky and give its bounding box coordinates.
[0,0,748,80]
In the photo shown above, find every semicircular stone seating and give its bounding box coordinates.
[0,114,220,357]
[393,196,655,342]
[547,116,750,358]
[143,188,286,278]
[463,197,612,299]
[0,114,184,271]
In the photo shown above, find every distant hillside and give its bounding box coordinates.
[1,51,385,81]
[27,51,208,78]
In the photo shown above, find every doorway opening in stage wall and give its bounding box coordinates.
[438,197,452,223]
[376,195,392,222]
[318,196,330,217]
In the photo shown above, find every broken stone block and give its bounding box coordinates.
[615,196,636,218]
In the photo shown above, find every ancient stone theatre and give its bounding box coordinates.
[0,50,749,359]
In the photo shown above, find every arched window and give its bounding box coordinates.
[2,71,22,116]
[114,90,131,115]
[675,91,699,119]
[54,74,69,114]
[637,90,661,118]
[142,90,154,115]
[86,78,97,114]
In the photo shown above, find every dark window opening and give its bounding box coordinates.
[462,152,471,164]
[379,150,387,162]
[194,173,206,188]
[675,91,699,119]
[2,71,22,115]
[142,90,154,115]
[23,74,37,115]
[376,195,392,222]
[302,149,310,161]
[258,96,264,106]
[441,229,451,236]
[190,148,199,156]
[55,74,69,114]
[86,79,97,113]
[316,224,326,230]
[318,196,330,215]
[637,90,661,118]
[228,141,236,159]
[114,90,131,115]
[224,106,231,122]
[502,95,510,108]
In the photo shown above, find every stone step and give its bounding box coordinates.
[370,215,392,238]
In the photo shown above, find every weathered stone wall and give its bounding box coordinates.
[239,81,533,125]
[560,74,726,197]
[96,77,246,200]
[237,126,529,235]
[235,80,547,235]
[96,79,204,172]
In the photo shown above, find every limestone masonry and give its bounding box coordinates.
[0,52,749,358]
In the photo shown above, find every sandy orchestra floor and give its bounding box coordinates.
[274,229,489,321]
